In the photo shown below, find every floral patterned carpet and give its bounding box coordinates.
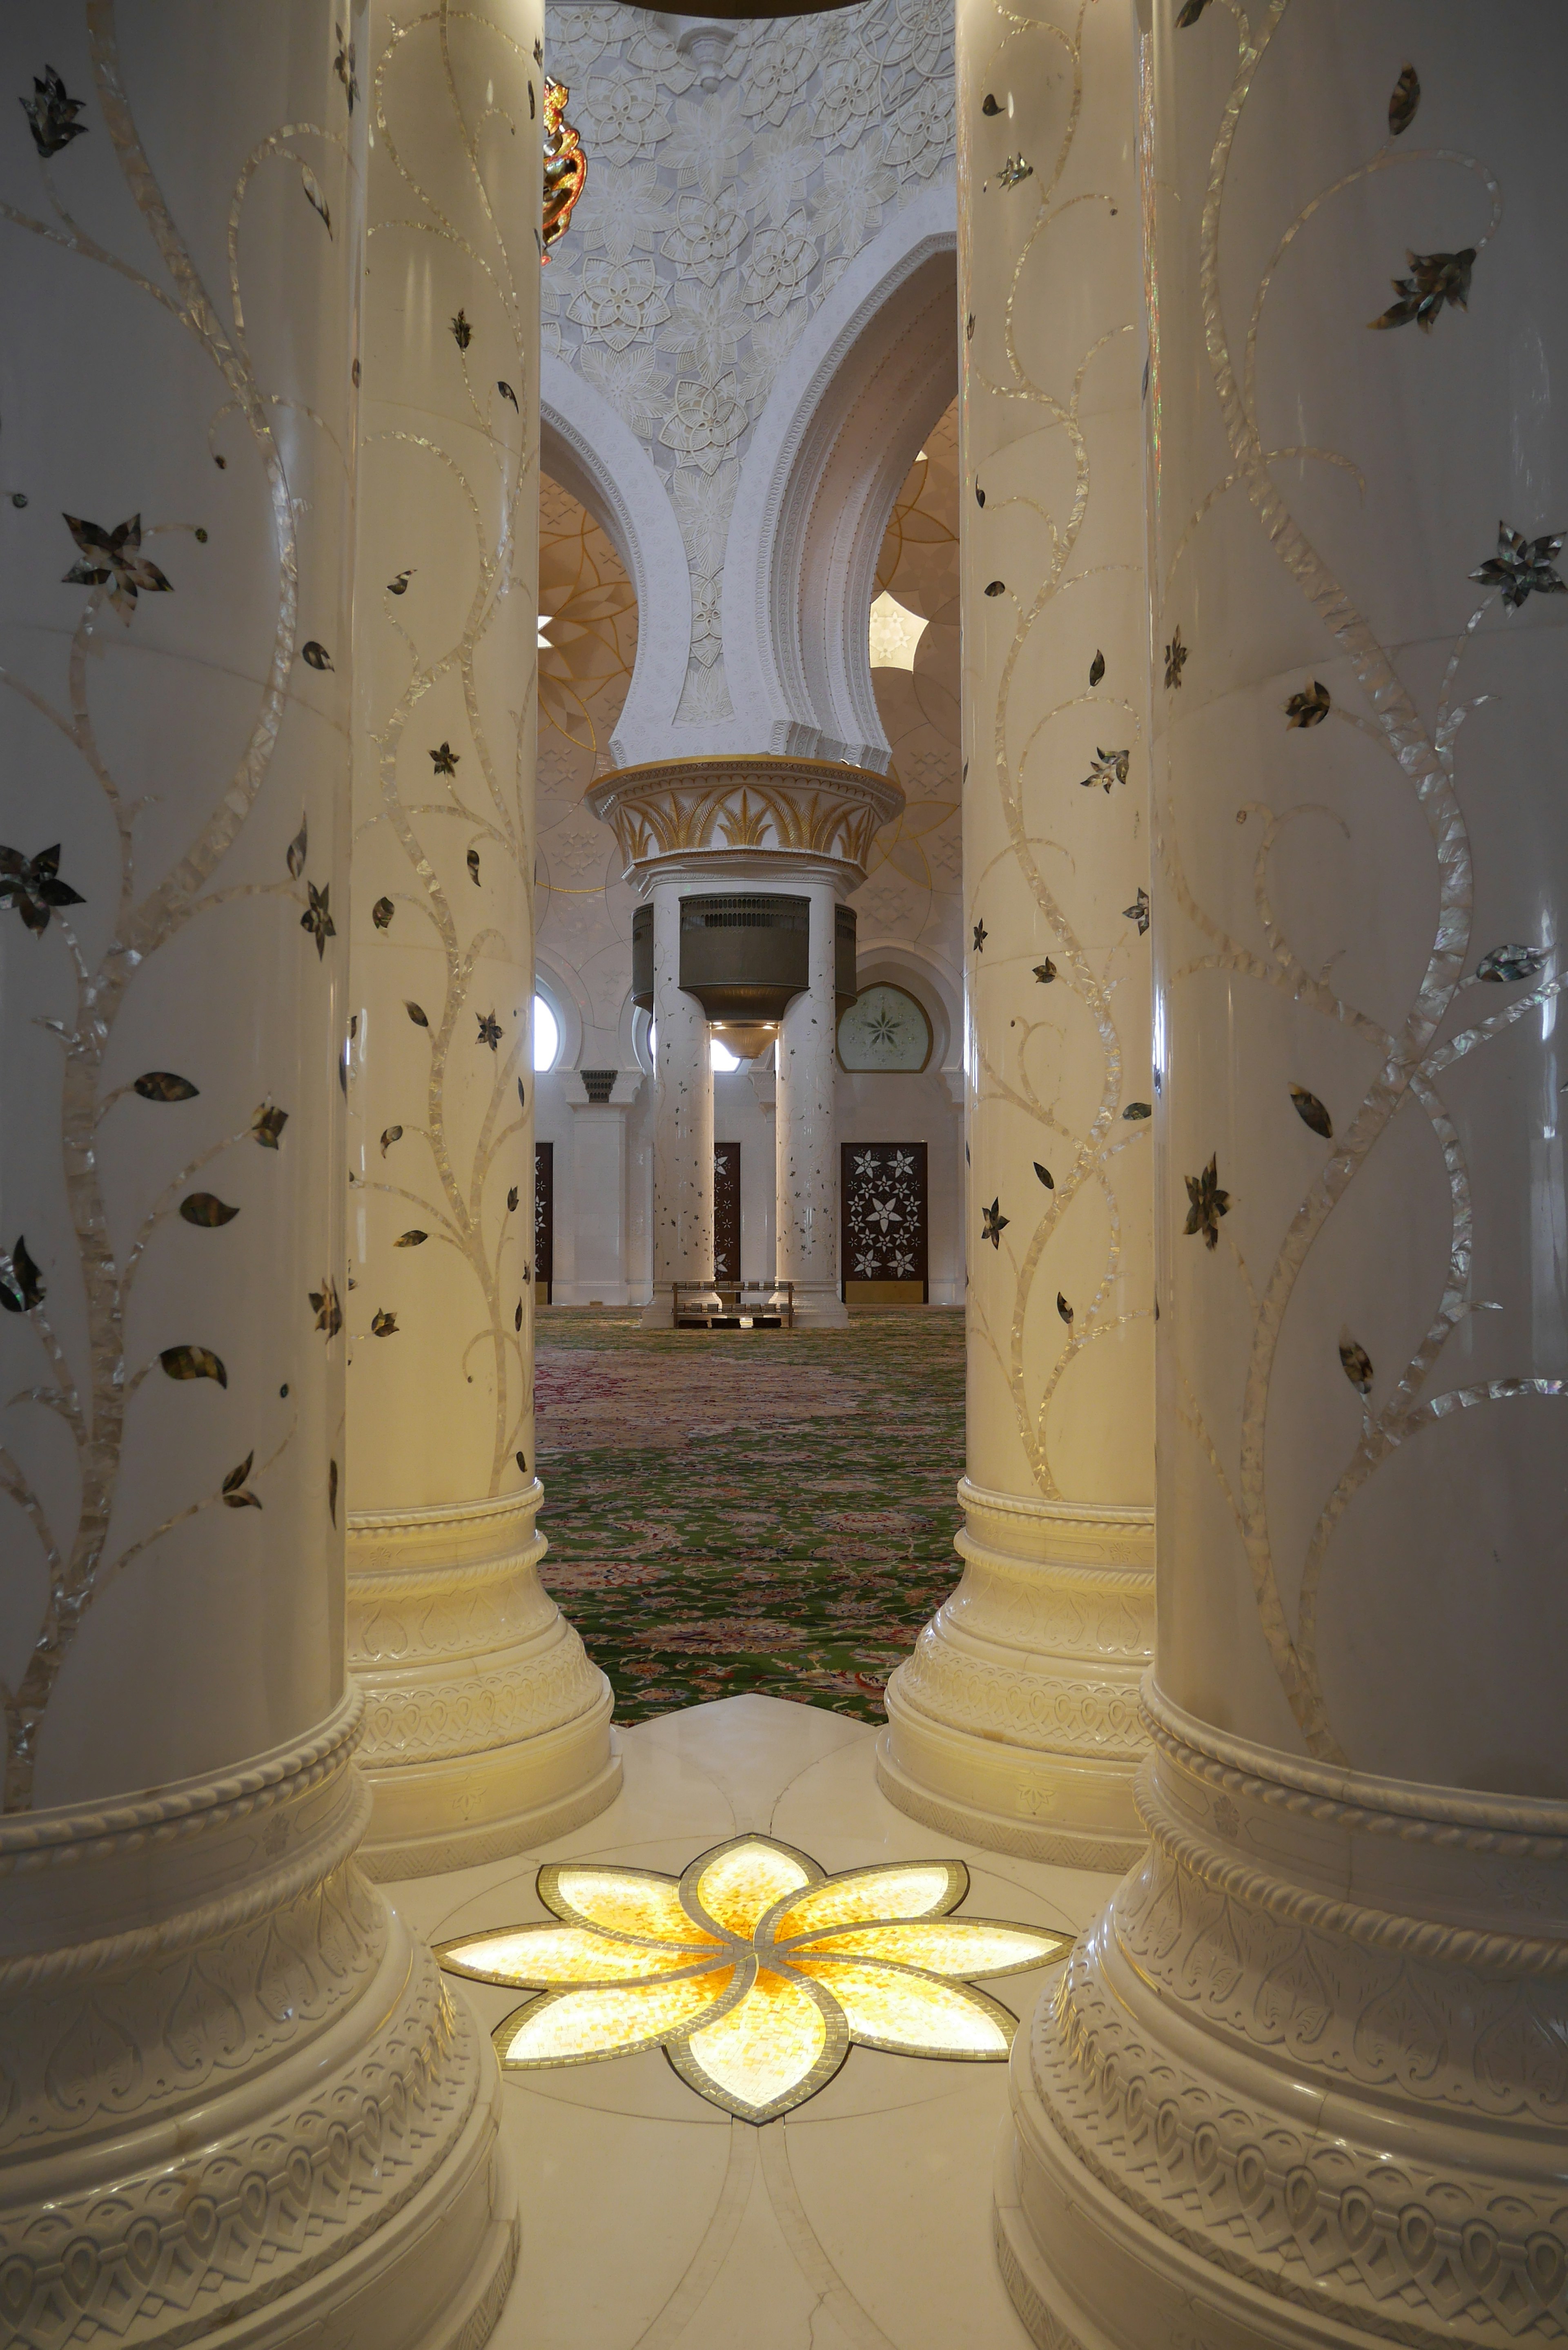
[535,1309,964,1726]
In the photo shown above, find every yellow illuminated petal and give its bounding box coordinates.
[771,1862,964,1941]
[673,1968,841,2120]
[785,1920,1070,1978]
[440,1924,715,1987]
[690,1839,814,1938]
[540,1864,722,1947]
[495,1966,737,2067]
[791,1959,1013,2056]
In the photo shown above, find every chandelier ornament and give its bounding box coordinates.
[438,1833,1071,2123]
[541,77,586,261]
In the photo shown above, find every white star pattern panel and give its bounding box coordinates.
[841,1144,927,1305]
[714,1141,741,1280]
[535,1140,554,1304]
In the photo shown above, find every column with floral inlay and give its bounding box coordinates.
[641,873,716,1324]
[776,875,851,1326]
[1000,10,1568,2347]
[879,0,1156,1869]
[345,0,617,1876]
[0,7,516,2342]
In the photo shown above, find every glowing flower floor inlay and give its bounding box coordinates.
[437,1833,1073,2122]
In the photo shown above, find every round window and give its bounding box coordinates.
[837,982,933,1072]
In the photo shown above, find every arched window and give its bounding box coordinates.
[532,992,561,1072]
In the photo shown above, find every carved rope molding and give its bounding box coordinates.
[1145,1684,1568,1858]
[956,1477,1155,1550]
[0,1691,363,1868]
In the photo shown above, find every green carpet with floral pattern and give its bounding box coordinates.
[534,1308,964,1725]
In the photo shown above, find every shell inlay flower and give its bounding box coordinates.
[1470,521,1566,613]
[1369,246,1474,335]
[1184,1155,1231,1250]
[439,1835,1069,2123]
[0,843,85,936]
[61,512,172,622]
[1081,746,1129,793]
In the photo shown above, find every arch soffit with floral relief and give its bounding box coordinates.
[723,181,958,773]
[540,354,691,753]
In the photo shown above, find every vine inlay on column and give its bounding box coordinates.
[344,0,617,1878]
[878,0,1156,1869]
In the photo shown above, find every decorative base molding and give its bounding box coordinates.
[0,1694,517,2350]
[433,2165,520,2350]
[362,1727,622,1882]
[1001,1683,1568,2350]
[994,2131,1092,2350]
[879,1482,1154,1864]
[641,1291,673,1327]
[348,1488,619,1878]
[875,1734,1143,1871]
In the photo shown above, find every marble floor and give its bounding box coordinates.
[385,1697,1119,2350]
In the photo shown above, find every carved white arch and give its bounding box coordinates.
[722,177,958,772]
[539,354,692,759]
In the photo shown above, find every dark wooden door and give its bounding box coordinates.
[842,1143,928,1304]
[713,1142,740,1281]
[534,1140,553,1304]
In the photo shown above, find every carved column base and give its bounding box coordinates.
[0,1694,517,2350]
[348,1490,620,1880]
[1000,1684,1568,2350]
[877,1483,1152,1867]
[793,1284,850,1328]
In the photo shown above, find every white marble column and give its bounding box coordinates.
[776,876,850,1327]
[567,1083,633,1305]
[643,873,715,1324]
[1001,10,1568,2346]
[879,0,1154,1867]
[344,0,617,1877]
[0,7,513,2341]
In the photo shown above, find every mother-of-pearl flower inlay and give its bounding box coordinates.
[439,1833,1069,2121]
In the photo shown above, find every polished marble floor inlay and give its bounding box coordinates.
[438,1831,1071,2123]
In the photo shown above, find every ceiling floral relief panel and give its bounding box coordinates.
[543,0,956,722]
